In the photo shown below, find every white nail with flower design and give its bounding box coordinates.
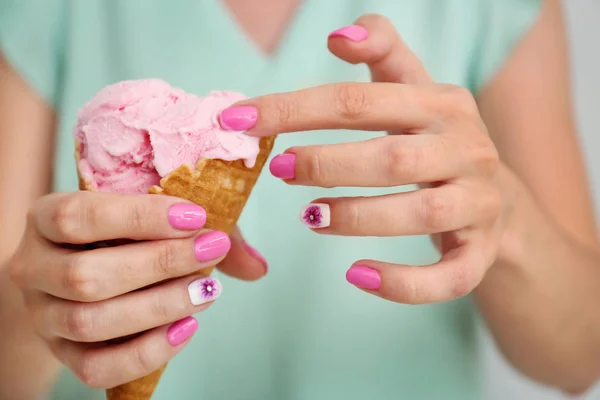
[299,203,331,229]
[188,276,222,305]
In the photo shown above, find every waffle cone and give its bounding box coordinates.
[75,136,276,399]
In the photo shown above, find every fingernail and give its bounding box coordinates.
[188,276,222,305]
[167,316,198,346]
[328,25,369,42]
[219,106,258,131]
[269,154,296,179]
[194,231,231,262]
[346,266,381,290]
[168,204,207,230]
[299,203,330,229]
[243,241,268,273]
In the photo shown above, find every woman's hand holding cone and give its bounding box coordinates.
[7,191,267,388]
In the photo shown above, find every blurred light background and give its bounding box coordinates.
[482,1,600,399]
[4,1,600,399]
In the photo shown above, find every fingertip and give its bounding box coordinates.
[328,25,369,42]
[218,232,268,280]
[346,265,381,290]
[194,231,231,262]
[269,153,296,180]
[218,105,258,132]
[167,316,198,347]
[167,203,207,231]
[242,241,268,274]
[299,203,331,229]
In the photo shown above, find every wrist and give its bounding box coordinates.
[494,165,537,269]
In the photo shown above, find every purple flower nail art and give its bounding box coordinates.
[200,278,219,299]
[188,277,222,305]
[299,203,331,229]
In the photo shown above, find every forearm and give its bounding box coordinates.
[0,52,63,399]
[474,165,600,393]
[0,264,61,399]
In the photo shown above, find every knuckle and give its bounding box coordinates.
[386,141,419,180]
[304,151,331,187]
[481,186,503,222]
[439,85,478,119]
[450,267,476,299]
[470,137,500,177]
[52,195,84,242]
[124,201,152,233]
[76,351,104,388]
[153,240,181,278]
[338,200,361,232]
[399,275,424,305]
[132,341,158,376]
[151,288,184,321]
[65,304,95,341]
[63,254,99,301]
[271,96,297,130]
[333,83,369,119]
[421,192,451,231]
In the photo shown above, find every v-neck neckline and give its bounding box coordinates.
[209,0,312,64]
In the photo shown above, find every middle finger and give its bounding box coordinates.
[270,135,464,187]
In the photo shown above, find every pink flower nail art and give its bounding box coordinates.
[300,203,330,228]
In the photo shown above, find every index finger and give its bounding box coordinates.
[221,82,440,137]
[35,192,207,244]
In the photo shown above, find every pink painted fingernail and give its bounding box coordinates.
[243,241,268,272]
[167,316,198,346]
[269,154,296,179]
[328,25,369,42]
[188,276,222,305]
[168,204,207,230]
[219,106,258,131]
[300,203,330,229]
[346,266,381,290]
[194,231,231,262]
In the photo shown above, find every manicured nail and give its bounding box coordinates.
[328,25,369,42]
[194,231,231,262]
[299,203,330,229]
[269,154,296,179]
[219,106,258,131]
[188,276,222,305]
[167,316,198,346]
[168,204,207,230]
[243,241,268,272]
[346,266,381,290]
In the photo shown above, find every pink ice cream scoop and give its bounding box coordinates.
[74,79,260,194]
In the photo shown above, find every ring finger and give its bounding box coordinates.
[300,182,499,235]
[30,274,221,342]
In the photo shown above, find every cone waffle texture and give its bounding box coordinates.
[75,135,276,399]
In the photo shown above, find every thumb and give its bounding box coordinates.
[217,227,268,281]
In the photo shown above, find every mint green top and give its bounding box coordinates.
[1,1,541,399]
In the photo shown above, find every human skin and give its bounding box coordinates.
[1,0,599,397]
[220,1,600,395]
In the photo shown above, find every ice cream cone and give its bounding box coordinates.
[75,135,276,399]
